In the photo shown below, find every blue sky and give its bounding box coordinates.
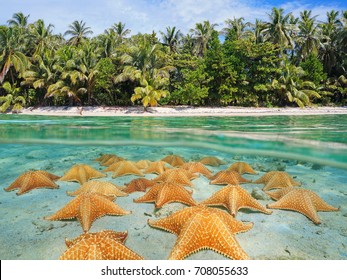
[0,0,346,36]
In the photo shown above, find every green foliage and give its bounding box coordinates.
[0,9,346,109]
[0,81,26,112]
[300,54,327,85]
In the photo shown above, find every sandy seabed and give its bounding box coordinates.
[0,144,346,260]
[19,105,347,117]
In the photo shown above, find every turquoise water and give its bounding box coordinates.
[0,114,346,260]
[1,114,347,169]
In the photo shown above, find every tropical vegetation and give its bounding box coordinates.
[0,8,346,112]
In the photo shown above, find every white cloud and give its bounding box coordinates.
[0,0,345,36]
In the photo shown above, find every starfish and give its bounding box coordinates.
[199,156,226,167]
[66,181,128,198]
[133,182,197,208]
[209,170,251,185]
[144,160,171,175]
[102,161,144,178]
[44,193,131,232]
[135,159,152,169]
[59,164,106,184]
[4,170,60,195]
[181,162,212,177]
[201,185,272,217]
[123,178,157,193]
[254,171,301,191]
[267,187,339,224]
[148,205,252,260]
[161,155,185,167]
[60,230,143,260]
[153,168,198,187]
[227,162,257,175]
[100,156,125,167]
[94,154,116,163]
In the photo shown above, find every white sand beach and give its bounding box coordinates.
[19,106,347,117]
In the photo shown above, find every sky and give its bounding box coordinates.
[0,0,346,36]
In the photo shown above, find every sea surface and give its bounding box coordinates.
[0,114,346,260]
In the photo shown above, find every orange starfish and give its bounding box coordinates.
[161,155,185,167]
[123,178,157,193]
[153,168,198,187]
[199,156,226,167]
[254,171,300,189]
[100,156,125,167]
[227,162,257,174]
[209,170,251,185]
[135,159,152,169]
[267,187,339,224]
[103,161,143,178]
[44,193,131,232]
[94,154,116,163]
[133,182,197,208]
[60,230,143,260]
[66,181,128,197]
[181,162,212,177]
[148,205,252,260]
[144,160,171,175]
[4,170,60,195]
[201,185,272,217]
[59,164,106,184]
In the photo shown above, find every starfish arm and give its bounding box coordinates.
[148,206,200,235]
[133,185,161,203]
[309,192,339,212]
[44,196,81,221]
[200,187,230,208]
[238,191,272,215]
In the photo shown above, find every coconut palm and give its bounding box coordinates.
[319,10,340,75]
[190,21,218,57]
[262,7,295,49]
[0,26,29,84]
[160,26,182,53]
[296,10,321,61]
[0,81,26,112]
[64,20,93,46]
[28,19,55,56]
[222,17,252,40]
[7,12,30,28]
[272,62,321,107]
[115,35,174,109]
[112,22,130,41]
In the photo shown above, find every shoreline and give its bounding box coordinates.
[16,106,347,117]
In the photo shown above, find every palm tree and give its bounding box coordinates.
[64,20,93,46]
[272,62,321,107]
[7,12,30,28]
[115,35,174,109]
[262,7,295,50]
[0,81,26,112]
[222,17,252,40]
[251,19,266,43]
[297,10,321,61]
[319,10,340,75]
[0,26,29,84]
[190,21,218,57]
[160,26,182,53]
[21,49,57,103]
[28,19,55,56]
[112,22,130,41]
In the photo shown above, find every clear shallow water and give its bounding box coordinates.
[0,114,347,169]
[0,114,346,260]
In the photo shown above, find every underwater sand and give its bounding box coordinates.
[0,144,346,260]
